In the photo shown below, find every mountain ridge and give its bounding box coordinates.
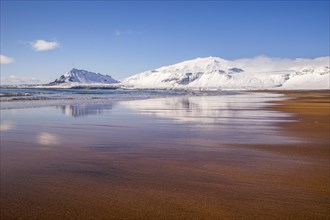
[122,56,330,89]
[50,68,119,85]
[43,56,330,90]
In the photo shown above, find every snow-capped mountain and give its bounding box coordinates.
[122,56,330,90]
[50,68,119,84]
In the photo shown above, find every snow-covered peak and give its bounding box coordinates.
[156,56,232,73]
[51,68,119,84]
[123,56,330,90]
[164,56,230,67]
[123,57,243,87]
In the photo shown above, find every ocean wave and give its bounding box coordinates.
[0,92,33,97]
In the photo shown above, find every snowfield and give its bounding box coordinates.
[122,56,330,90]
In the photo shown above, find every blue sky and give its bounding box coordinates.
[1,1,329,84]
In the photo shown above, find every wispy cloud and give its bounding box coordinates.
[1,75,41,84]
[114,29,142,37]
[233,56,330,73]
[0,54,15,64]
[31,39,60,51]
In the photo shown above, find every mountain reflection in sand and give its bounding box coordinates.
[120,93,292,124]
[49,93,297,145]
[118,93,296,145]
[57,103,113,117]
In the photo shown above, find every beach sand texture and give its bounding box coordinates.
[0,91,329,219]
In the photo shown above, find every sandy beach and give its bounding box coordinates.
[0,91,329,220]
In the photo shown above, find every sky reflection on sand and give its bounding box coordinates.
[1,93,298,148]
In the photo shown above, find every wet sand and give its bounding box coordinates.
[1,91,329,219]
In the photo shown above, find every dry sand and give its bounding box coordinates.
[1,91,329,219]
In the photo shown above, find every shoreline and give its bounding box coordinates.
[273,90,329,144]
[240,90,329,159]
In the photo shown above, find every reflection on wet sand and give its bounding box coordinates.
[1,92,329,220]
[0,121,15,132]
[120,93,291,124]
[58,103,113,117]
[120,93,296,144]
[37,132,60,146]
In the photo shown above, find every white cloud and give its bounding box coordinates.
[1,75,41,84]
[0,54,15,64]
[31,39,60,51]
[37,132,60,145]
[114,30,142,37]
